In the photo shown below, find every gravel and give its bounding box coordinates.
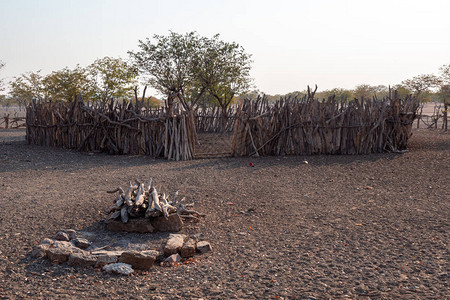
[0,128,448,299]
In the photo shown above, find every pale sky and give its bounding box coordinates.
[1,0,449,96]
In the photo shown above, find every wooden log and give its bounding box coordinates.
[124,182,137,206]
[107,210,121,221]
[134,183,146,207]
[120,206,129,223]
[160,193,176,220]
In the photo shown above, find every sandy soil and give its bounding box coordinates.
[0,128,448,299]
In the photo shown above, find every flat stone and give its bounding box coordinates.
[103,263,134,276]
[46,248,71,263]
[119,250,158,269]
[196,241,212,254]
[45,241,82,263]
[52,240,78,249]
[68,252,97,267]
[73,238,91,249]
[91,250,124,256]
[106,218,155,233]
[95,253,119,268]
[151,214,183,232]
[181,238,196,258]
[75,231,97,242]
[54,231,70,241]
[163,234,187,256]
[165,253,182,263]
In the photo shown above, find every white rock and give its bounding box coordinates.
[196,241,212,254]
[163,234,187,256]
[165,253,182,263]
[103,263,134,276]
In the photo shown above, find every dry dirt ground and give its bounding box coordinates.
[0,129,448,299]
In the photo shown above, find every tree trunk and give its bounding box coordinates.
[167,94,174,116]
[444,103,448,131]
[221,106,228,132]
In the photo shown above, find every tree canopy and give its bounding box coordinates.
[87,57,138,102]
[437,64,449,103]
[9,71,45,106]
[402,74,441,95]
[129,32,201,111]
[42,66,89,101]
[8,57,138,105]
[129,32,252,113]
[194,34,252,112]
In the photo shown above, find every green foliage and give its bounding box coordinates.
[10,67,89,104]
[373,85,389,99]
[195,34,252,110]
[353,84,377,99]
[437,85,449,104]
[128,96,163,108]
[439,64,450,84]
[400,68,450,103]
[9,71,45,106]
[129,32,201,107]
[129,32,253,111]
[88,57,138,101]
[324,88,353,101]
[401,74,440,95]
[391,85,412,99]
[146,96,164,108]
[437,64,450,104]
[8,57,138,104]
[42,65,89,101]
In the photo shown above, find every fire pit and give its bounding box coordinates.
[104,178,205,233]
[30,179,211,275]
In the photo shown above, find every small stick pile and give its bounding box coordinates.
[105,179,204,223]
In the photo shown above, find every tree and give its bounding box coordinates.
[373,85,389,99]
[129,32,253,121]
[42,65,89,101]
[87,57,138,102]
[437,64,450,130]
[401,74,441,102]
[353,84,376,100]
[438,64,450,84]
[129,32,203,114]
[436,64,449,102]
[194,34,252,128]
[324,88,353,101]
[391,85,412,99]
[9,71,45,107]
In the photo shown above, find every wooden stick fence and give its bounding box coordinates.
[0,113,26,129]
[26,98,195,160]
[25,91,420,160]
[231,93,419,157]
[194,105,236,133]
